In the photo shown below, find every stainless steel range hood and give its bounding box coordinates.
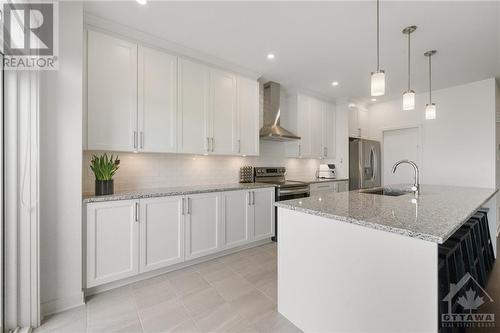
[259,81,300,141]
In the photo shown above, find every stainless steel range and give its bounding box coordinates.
[253,167,310,241]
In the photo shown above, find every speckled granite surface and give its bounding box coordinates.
[275,184,498,244]
[289,177,349,184]
[84,183,275,203]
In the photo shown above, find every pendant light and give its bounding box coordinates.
[371,0,385,96]
[424,50,437,120]
[402,26,417,110]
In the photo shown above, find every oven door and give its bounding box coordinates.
[277,186,310,201]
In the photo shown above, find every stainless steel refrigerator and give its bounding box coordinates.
[349,138,381,190]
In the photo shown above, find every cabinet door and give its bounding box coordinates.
[139,197,184,273]
[210,69,238,155]
[348,106,360,138]
[222,191,251,249]
[138,46,177,153]
[252,188,275,241]
[185,193,221,260]
[297,95,311,157]
[323,103,336,158]
[87,30,138,152]
[336,181,349,192]
[310,98,324,158]
[86,200,139,287]
[178,58,210,154]
[237,77,259,156]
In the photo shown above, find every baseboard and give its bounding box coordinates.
[85,238,273,297]
[41,291,85,318]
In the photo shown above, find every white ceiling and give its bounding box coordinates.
[84,1,500,104]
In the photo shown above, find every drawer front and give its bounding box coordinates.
[310,182,335,192]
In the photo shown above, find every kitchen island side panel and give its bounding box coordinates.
[277,208,439,333]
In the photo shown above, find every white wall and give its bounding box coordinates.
[333,103,350,179]
[496,79,500,231]
[367,78,497,189]
[39,2,84,316]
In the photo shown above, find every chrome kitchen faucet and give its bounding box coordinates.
[392,160,420,197]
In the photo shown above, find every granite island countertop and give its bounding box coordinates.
[84,183,275,203]
[289,177,349,184]
[275,184,498,243]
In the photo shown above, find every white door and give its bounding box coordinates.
[138,46,177,153]
[237,77,259,156]
[382,127,420,186]
[252,188,275,241]
[185,193,221,259]
[210,69,237,155]
[222,191,251,248]
[87,30,138,152]
[178,58,210,154]
[297,95,311,157]
[323,103,336,158]
[86,200,139,287]
[139,197,184,273]
[310,98,324,158]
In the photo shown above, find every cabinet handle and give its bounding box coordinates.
[135,202,140,222]
[140,132,144,149]
[206,137,210,152]
[298,144,301,157]
[248,192,251,206]
[238,139,241,153]
[211,137,215,152]
[252,192,255,205]
[187,197,191,214]
[181,198,185,215]
[133,131,138,149]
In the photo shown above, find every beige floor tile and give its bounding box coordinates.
[180,287,226,317]
[169,272,210,296]
[34,306,87,333]
[88,307,142,333]
[191,259,226,274]
[225,257,255,275]
[138,298,190,333]
[211,275,255,302]
[164,266,197,280]
[242,267,276,289]
[252,310,302,333]
[257,279,277,303]
[170,319,201,333]
[201,266,236,284]
[218,252,248,264]
[130,273,171,292]
[229,290,276,322]
[194,303,250,333]
[132,280,177,311]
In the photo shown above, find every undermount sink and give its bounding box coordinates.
[359,187,409,197]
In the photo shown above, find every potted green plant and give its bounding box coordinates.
[90,153,120,196]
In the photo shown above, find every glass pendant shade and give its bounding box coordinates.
[425,103,436,120]
[402,90,415,111]
[371,71,385,96]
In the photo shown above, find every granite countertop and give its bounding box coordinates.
[275,184,498,244]
[290,177,349,184]
[83,183,275,203]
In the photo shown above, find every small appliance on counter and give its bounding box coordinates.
[239,166,254,183]
[318,164,337,179]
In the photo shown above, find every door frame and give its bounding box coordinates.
[381,124,423,186]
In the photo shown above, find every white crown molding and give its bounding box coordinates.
[83,12,262,80]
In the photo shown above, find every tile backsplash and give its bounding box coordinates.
[83,141,329,194]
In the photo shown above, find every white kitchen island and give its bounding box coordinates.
[276,185,497,333]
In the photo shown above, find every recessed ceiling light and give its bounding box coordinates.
[371,98,377,102]
[136,0,147,5]
[267,53,275,60]
[331,81,339,86]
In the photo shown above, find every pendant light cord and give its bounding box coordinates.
[407,32,411,91]
[376,0,380,71]
[429,55,432,103]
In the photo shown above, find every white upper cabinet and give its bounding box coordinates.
[349,105,368,138]
[87,30,138,151]
[139,196,184,273]
[323,103,336,158]
[210,69,238,155]
[237,77,260,156]
[286,94,335,159]
[138,46,178,153]
[177,58,211,154]
[86,30,260,156]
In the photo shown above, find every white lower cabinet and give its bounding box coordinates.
[185,193,221,260]
[335,181,349,192]
[86,200,139,288]
[139,196,184,273]
[222,190,251,249]
[252,188,275,241]
[86,188,274,288]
